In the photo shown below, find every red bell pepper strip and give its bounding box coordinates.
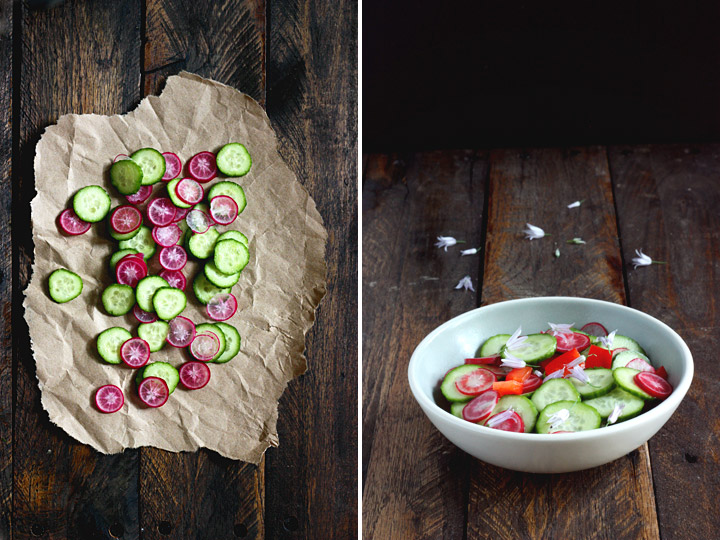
[492,380,524,396]
[544,348,580,374]
[585,345,612,369]
[506,366,532,382]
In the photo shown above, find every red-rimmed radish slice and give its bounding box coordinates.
[167,316,196,348]
[190,333,220,361]
[481,365,512,379]
[626,358,655,373]
[187,151,217,182]
[116,258,147,287]
[555,332,590,353]
[209,195,238,225]
[159,245,187,271]
[522,373,543,393]
[462,390,499,422]
[634,372,673,399]
[58,208,91,235]
[550,430,574,434]
[464,355,501,366]
[120,337,151,368]
[119,253,148,273]
[172,206,191,223]
[161,152,182,181]
[179,361,211,390]
[159,269,186,290]
[175,178,204,205]
[455,368,496,396]
[138,376,169,408]
[110,205,143,234]
[485,410,525,432]
[152,224,182,247]
[95,384,124,413]
[133,305,158,323]
[580,322,608,337]
[206,293,238,322]
[126,185,153,205]
[611,347,629,358]
[186,209,212,233]
[114,153,130,162]
[146,197,177,226]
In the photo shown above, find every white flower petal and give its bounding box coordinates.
[435,236,458,251]
[505,326,529,350]
[607,403,626,425]
[543,369,565,381]
[546,408,570,431]
[548,322,575,337]
[567,201,582,209]
[500,351,526,369]
[599,330,617,349]
[454,275,475,292]
[460,248,478,256]
[567,365,590,384]
[632,249,653,268]
[523,223,546,240]
[566,354,586,369]
[486,409,517,428]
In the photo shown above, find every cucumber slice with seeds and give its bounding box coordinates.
[110,249,139,271]
[440,365,484,403]
[584,387,645,421]
[491,395,538,433]
[152,287,187,320]
[48,268,83,303]
[135,276,169,312]
[97,327,132,364]
[568,367,615,399]
[195,323,227,362]
[167,177,192,209]
[530,378,581,412]
[612,350,651,370]
[218,230,249,247]
[131,148,166,185]
[187,228,220,259]
[208,180,247,213]
[213,239,249,275]
[119,225,156,260]
[139,361,180,394]
[215,143,252,177]
[477,334,510,357]
[102,284,135,316]
[214,322,241,363]
[110,159,143,195]
[192,273,231,305]
[109,226,141,241]
[203,261,240,288]
[137,320,169,352]
[501,333,557,365]
[73,185,111,223]
[613,367,655,400]
[450,402,466,418]
[536,400,602,433]
[612,334,646,355]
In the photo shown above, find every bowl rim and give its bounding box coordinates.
[408,296,694,442]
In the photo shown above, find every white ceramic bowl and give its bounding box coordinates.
[408,297,693,473]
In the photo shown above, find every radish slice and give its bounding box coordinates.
[626,358,655,373]
[161,152,182,181]
[580,322,608,337]
[206,293,238,321]
[152,224,182,247]
[172,206,191,223]
[480,365,512,378]
[120,337,151,368]
[464,355,501,366]
[187,151,217,182]
[634,372,673,399]
[119,254,148,274]
[175,178,204,205]
[110,205,143,234]
[522,373,543,393]
[167,316,196,348]
[611,347,629,358]
[116,258,148,287]
[159,269,186,290]
[462,390,499,422]
[133,305,158,323]
[179,361,211,390]
[186,209,212,233]
[485,410,525,432]
[455,368,496,396]
[58,208,91,235]
[146,197,177,227]
[555,332,590,353]
[209,195,239,225]
[126,185,153,205]
[113,154,130,162]
[95,384,124,413]
[159,245,187,271]
[138,376,169,408]
[190,333,220,361]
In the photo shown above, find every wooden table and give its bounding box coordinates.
[1,1,357,538]
[363,146,719,539]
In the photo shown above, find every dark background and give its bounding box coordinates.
[363,0,720,151]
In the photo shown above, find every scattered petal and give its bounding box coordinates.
[454,275,475,292]
[486,409,517,428]
[548,322,575,337]
[567,365,590,384]
[505,326,529,351]
[566,354,586,369]
[523,223,546,240]
[607,403,626,425]
[566,237,586,245]
[533,369,543,378]
[599,330,617,349]
[546,408,570,431]
[500,351,526,369]
[460,247,479,256]
[435,236,460,251]
[554,248,560,258]
[631,249,666,268]
[543,369,565,381]
[567,200,583,209]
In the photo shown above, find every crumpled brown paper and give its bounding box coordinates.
[23,72,327,463]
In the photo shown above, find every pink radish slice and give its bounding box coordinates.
[179,361,211,390]
[119,254,148,274]
[95,384,124,413]
[146,197,177,226]
[138,377,169,408]
[206,293,238,321]
[190,333,220,361]
[58,208,91,235]
[126,185,153,205]
[186,209,212,233]
[159,245,187,271]
[110,205,143,234]
[580,322,608,337]
[113,154,129,162]
[167,316,196,348]
[175,178,204,205]
[116,258,147,287]
[172,206,191,223]
[159,269,186,290]
[626,358,655,373]
[152,224,182,247]
[133,305,158,323]
[161,152,182,181]
[462,390,500,422]
[187,151,217,182]
[611,347,629,358]
[120,338,151,368]
[209,195,238,225]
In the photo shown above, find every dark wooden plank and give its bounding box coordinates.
[362,151,487,539]
[14,2,142,539]
[264,1,357,537]
[467,147,659,540]
[139,1,266,538]
[609,143,720,540]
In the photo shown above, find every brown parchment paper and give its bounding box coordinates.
[23,72,327,463]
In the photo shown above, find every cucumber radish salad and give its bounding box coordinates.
[49,143,253,413]
[439,322,674,433]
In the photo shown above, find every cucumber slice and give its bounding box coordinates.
[568,368,615,399]
[501,333,557,364]
[135,276,169,312]
[530,378,581,412]
[203,261,240,288]
[109,226,141,241]
[450,402,466,419]
[477,334,510,357]
[215,143,252,177]
[491,395,538,433]
[584,387,645,421]
[97,327,132,364]
[118,225,156,260]
[613,367,655,400]
[139,361,179,394]
[152,287,187,320]
[218,230,249,248]
[73,185,111,223]
[137,320,169,352]
[166,177,193,209]
[110,249,139,271]
[440,365,486,403]
[213,239,249,275]
[110,159,143,194]
[48,268,83,303]
[612,350,651,370]
[131,148,166,185]
[102,284,136,316]
[208,180,247,213]
[536,400,602,433]
[214,322,241,363]
[192,273,231,305]
[195,323,227,362]
[187,228,220,259]
[612,334,646,355]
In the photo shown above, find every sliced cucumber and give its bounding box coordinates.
[192,272,231,305]
[501,333,557,365]
[136,276,169,312]
[477,334,510,357]
[97,327,132,364]
[612,334,646,355]
[195,323,227,362]
[490,395,538,433]
[110,249,139,271]
[139,361,179,393]
[48,268,83,303]
[613,367,655,400]
[137,320,169,352]
[102,284,136,316]
[213,239,249,275]
[152,287,187,320]
[110,159,143,195]
[584,387,645,421]
[73,185,111,223]
[187,228,220,259]
[612,350,651,370]
[214,322,241,363]
[450,402,466,419]
[536,400,602,433]
[568,368,615,399]
[118,225,156,260]
[131,148,166,185]
[440,365,482,403]
[215,143,252,177]
[530,378,581,412]
[218,230,249,248]
[109,226,140,242]
[166,177,192,209]
[208,180,247,213]
[204,261,240,288]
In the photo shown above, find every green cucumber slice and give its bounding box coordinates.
[110,249,139,271]
[491,395,538,433]
[139,361,179,394]
[568,368,615,399]
[584,387,645,421]
[101,284,136,316]
[110,159,143,194]
[192,272,231,305]
[450,402,466,419]
[214,322,241,363]
[195,323,227,362]
[166,177,193,209]
[213,239,249,275]
[187,228,220,259]
[135,276,169,312]
[530,378,581,412]
[203,261,240,288]
[48,268,83,303]
[612,350,651,370]
[218,230,249,247]
[109,225,140,241]
[73,185,111,223]
[501,333,557,364]
[97,327,132,364]
[477,334,510,357]
[118,225,156,260]
[535,400,602,433]
[440,365,486,403]
[152,287,187,320]
[137,320,169,352]
[613,367,655,400]
[131,148,166,185]
[215,143,252,177]
[612,334,646,355]
[208,180,247,213]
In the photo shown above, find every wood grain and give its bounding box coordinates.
[264,1,358,537]
[362,151,487,539]
[467,147,659,540]
[14,2,142,538]
[609,143,720,540]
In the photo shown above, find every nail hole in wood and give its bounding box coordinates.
[283,516,299,532]
[109,523,125,538]
[233,523,248,537]
[31,524,45,536]
[158,521,173,535]
[685,452,698,463]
